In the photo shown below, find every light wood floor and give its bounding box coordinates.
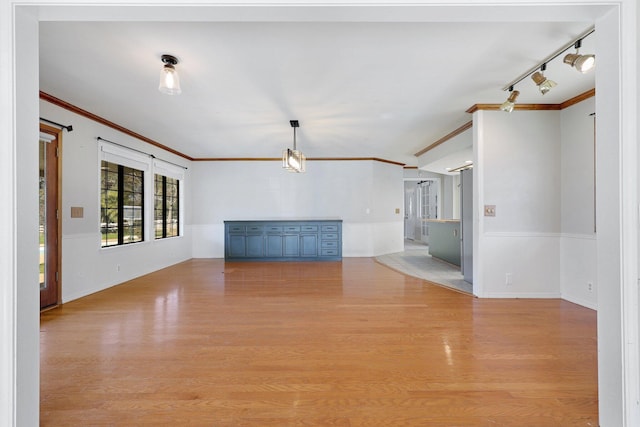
[40,258,598,426]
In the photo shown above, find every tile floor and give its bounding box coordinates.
[375,240,473,295]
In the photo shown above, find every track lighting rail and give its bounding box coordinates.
[501,25,595,91]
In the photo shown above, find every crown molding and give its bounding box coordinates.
[414,121,473,157]
[194,157,406,166]
[466,88,595,113]
[40,91,194,161]
[416,88,596,157]
[41,92,407,166]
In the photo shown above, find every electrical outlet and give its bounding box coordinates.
[588,282,593,291]
[117,264,121,272]
[505,273,512,286]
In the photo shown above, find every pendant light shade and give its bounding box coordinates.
[159,54,182,95]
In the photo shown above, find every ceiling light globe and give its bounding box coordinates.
[159,65,182,95]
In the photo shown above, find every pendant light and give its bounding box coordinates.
[282,120,306,173]
[158,54,182,95]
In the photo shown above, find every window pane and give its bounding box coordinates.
[154,174,164,238]
[154,174,180,239]
[100,161,144,247]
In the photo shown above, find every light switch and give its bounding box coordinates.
[70,206,84,218]
[484,205,496,217]
[395,208,400,214]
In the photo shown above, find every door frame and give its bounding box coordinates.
[39,123,62,310]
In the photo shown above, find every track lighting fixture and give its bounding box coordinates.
[501,26,594,101]
[531,64,557,95]
[159,54,182,95]
[563,39,595,73]
[500,87,520,113]
[283,120,306,173]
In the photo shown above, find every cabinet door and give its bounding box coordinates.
[266,234,283,257]
[300,233,318,257]
[228,235,246,257]
[246,234,264,257]
[283,234,300,257]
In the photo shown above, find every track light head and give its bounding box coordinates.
[563,53,595,73]
[531,65,557,95]
[563,39,595,73]
[500,88,520,113]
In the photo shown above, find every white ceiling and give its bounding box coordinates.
[38,5,597,168]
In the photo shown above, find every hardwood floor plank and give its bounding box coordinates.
[40,258,598,426]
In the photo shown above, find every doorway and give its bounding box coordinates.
[39,124,60,310]
[404,178,439,245]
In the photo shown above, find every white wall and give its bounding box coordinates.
[40,101,193,303]
[474,110,562,298]
[191,160,404,258]
[559,97,597,309]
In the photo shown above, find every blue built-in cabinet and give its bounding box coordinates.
[224,220,342,261]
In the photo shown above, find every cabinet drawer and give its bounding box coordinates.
[301,225,318,232]
[322,225,338,232]
[321,240,338,248]
[321,233,338,240]
[246,225,263,233]
[266,225,283,233]
[284,226,301,232]
[321,248,339,256]
[228,225,245,233]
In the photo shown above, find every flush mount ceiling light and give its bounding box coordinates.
[158,54,182,95]
[500,87,520,113]
[531,63,557,95]
[563,39,596,73]
[282,120,306,173]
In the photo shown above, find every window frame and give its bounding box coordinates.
[153,158,185,239]
[100,161,146,247]
[98,140,185,248]
[154,173,180,239]
[99,140,151,248]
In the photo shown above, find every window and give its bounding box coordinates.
[154,174,179,239]
[99,139,184,248]
[101,160,144,247]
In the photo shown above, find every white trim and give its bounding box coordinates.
[483,231,560,238]
[561,233,597,241]
[562,293,598,311]
[483,292,561,299]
